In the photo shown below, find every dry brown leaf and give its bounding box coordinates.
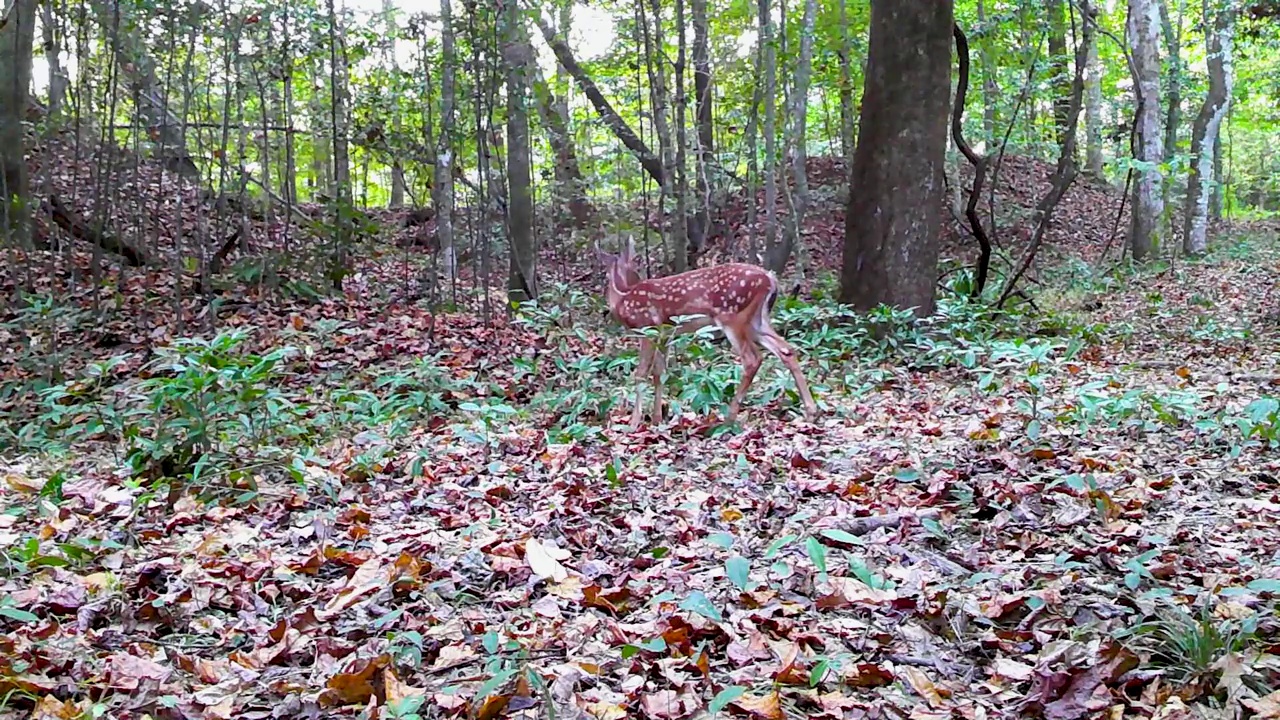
[728,690,784,720]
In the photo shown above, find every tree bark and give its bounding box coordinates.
[759,0,779,261]
[504,0,536,301]
[838,0,856,157]
[435,0,458,279]
[536,14,664,186]
[89,0,201,180]
[768,0,816,276]
[1084,28,1105,175]
[840,0,953,316]
[1182,2,1234,255]
[692,0,713,259]
[41,0,67,115]
[1047,0,1073,147]
[528,44,590,227]
[673,0,692,269]
[1,0,36,246]
[977,0,998,143]
[1128,0,1164,262]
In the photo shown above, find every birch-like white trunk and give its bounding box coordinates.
[1127,0,1164,262]
[1182,4,1234,255]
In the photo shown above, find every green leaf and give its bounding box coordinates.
[0,607,39,623]
[805,536,827,574]
[763,534,796,558]
[725,556,752,591]
[809,658,830,687]
[1245,578,1280,594]
[483,630,500,654]
[679,591,723,622]
[819,529,864,546]
[707,532,736,549]
[707,686,746,716]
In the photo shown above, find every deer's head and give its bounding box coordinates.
[596,237,642,293]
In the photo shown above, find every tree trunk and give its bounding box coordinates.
[760,0,778,262]
[435,0,458,279]
[838,0,856,157]
[89,0,200,180]
[977,0,998,143]
[504,0,536,302]
[1084,28,1105,175]
[767,0,816,276]
[41,0,67,115]
[528,46,590,227]
[537,14,664,186]
[1159,0,1184,221]
[326,0,353,289]
[644,0,683,271]
[1047,0,1072,147]
[1182,2,1234,255]
[673,0,692,268]
[1,0,36,246]
[692,0,713,260]
[840,0,952,316]
[1210,117,1225,221]
[1127,0,1164,262]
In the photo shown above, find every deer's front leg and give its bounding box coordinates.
[650,342,668,425]
[630,338,656,430]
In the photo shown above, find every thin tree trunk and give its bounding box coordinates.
[537,14,664,186]
[692,0,713,261]
[1084,27,1104,175]
[1160,0,1185,218]
[1182,2,1234,255]
[1128,0,1164,262]
[644,0,682,271]
[41,0,67,115]
[326,0,353,289]
[1,0,37,246]
[1211,116,1225,221]
[838,0,856,157]
[1048,0,1072,147]
[768,0,816,276]
[760,0,778,263]
[840,0,952,316]
[744,24,764,261]
[674,0,691,268]
[504,0,536,301]
[977,0,998,143]
[435,0,458,279]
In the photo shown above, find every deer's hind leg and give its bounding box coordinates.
[754,312,819,421]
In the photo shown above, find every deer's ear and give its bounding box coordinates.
[594,241,615,266]
[622,235,637,261]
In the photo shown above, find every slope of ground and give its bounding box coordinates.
[3,138,1280,720]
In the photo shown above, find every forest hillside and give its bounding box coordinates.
[2,0,1280,719]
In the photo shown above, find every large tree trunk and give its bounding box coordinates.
[1,0,37,246]
[1084,28,1105,175]
[504,0,536,301]
[1182,2,1234,256]
[839,0,952,316]
[435,0,458,279]
[673,0,692,270]
[1127,0,1164,262]
[767,0,816,276]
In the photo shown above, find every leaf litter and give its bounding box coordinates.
[1,142,1280,719]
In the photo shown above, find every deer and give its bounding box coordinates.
[597,237,819,429]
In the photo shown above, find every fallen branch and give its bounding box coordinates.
[834,509,941,536]
[42,194,150,266]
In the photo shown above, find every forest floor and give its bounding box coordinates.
[3,145,1280,720]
